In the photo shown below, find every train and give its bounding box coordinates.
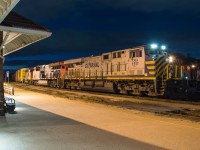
[14,45,200,99]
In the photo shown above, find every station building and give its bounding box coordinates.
[0,0,51,115]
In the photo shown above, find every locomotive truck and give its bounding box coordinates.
[15,45,200,99]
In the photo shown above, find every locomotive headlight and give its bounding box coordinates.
[150,44,158,49]
[161,45,166,50]
[169,56,173,63]
[191,64,196,68]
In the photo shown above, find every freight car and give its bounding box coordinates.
[15,68,28,83]
[15,45,200,99]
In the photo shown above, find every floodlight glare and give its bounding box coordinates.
[191,64,196,68]
[169,56,173,63]
[161,45,166,50]
[150,44,158,49]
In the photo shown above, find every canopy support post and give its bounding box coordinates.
[0,31,5,116]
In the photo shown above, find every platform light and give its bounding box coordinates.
[150,44,158,49]
[185,76,188,80]
[169,56,173,63]
[161,45,166,50]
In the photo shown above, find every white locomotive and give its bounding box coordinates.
[16,45,200,99]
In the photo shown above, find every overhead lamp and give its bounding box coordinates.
[169,56,173,63]
[150,44,158,49]
[161,45,166,50]
[191,64,196,68]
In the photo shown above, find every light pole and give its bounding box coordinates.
[191,64,196,80]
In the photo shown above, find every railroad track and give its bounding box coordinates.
[10,83,200,122]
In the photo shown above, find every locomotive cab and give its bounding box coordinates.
[145,44,167,60]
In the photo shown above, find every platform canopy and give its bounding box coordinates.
[0,11,52,56]
[0,0,19,24]
[0,0,51,56]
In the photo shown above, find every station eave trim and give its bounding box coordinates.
[0,25,52,56]
[3,34,51,56]
[0,25,51,37]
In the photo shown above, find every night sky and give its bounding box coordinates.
[4,0,200,71]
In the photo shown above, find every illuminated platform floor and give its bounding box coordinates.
[0,101,163,150]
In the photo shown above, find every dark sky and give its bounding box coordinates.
[4,0,200,71]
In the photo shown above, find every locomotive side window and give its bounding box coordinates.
[66,64,74,68]
[53,66,61,69]
[112,52,122,58]
[139,50,142,57]
[117,52,121,58]
[129,51,136,58]
[130,50,142,58]
[103,54,109,60]
[36,67,40,71]
[133,52,136,57]
[113,53,116,58]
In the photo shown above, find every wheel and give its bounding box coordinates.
[126,90,132,95]
[113,83,120,94]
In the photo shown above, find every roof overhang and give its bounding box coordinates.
[0,25,51,56]
[0,0,20,23]
[0,11,52,56]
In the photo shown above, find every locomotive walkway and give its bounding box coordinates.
[0,87,200,150]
